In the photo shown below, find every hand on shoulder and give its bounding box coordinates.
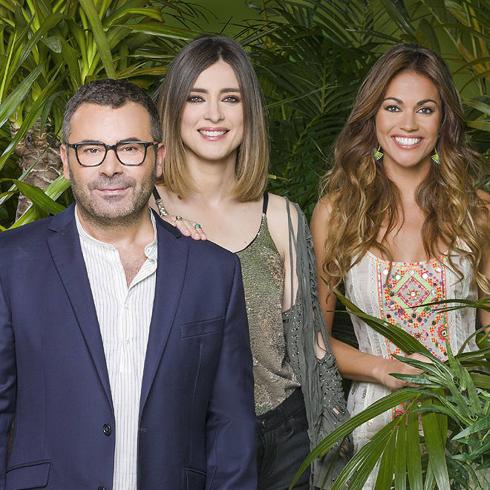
[163,215,207,241]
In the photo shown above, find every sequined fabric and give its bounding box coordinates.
[237,214,300,415]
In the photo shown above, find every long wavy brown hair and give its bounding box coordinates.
[320,43,490,293]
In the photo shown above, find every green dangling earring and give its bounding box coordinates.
[373,145,384,161]
[431,148,440,165]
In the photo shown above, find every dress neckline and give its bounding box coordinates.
[220,192,270,254]
[366,250,446,266]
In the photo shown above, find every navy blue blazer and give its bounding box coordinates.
[0,205,256,490]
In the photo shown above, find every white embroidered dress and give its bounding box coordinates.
[344,251,477,488]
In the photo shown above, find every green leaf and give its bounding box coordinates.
[0,0,16,13]
[290,389,419,487]
[9,176,70,229]
[464,97,490,116]
[0,68,61,171]
[127,23,198,40]
[60,38,81,87]
[465,439,490,460]
[335,290,433,356]
[378,0,417,38]
[406,411,423,490]
[422,411,450,489]
[0,63,43,127]
[79,0,115,77]
[333,418,401,490]
[106,5,162,26]
[392,354,450,380]
[42,35,62,53]
[423,467,436,490]
[0,179,64,214]
[467,120,490,132]
[416,18,441,53]
[375,424,396,489]
[14,13,64,70]
[453,415,490,440]
[470,372,490,389]
[395,415,407,489]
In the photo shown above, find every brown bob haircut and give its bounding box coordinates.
[157,36,269,201]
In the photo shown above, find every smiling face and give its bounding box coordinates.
[375,70,441,173]
[60,102,164,226]
[180,60,244,165]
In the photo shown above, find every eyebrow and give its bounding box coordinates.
[383,97,439,106]
[190,87,241,94]
[71,137,146,144]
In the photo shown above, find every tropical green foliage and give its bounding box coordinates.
[248,0,382,214]
[291,294,490,489]
[249,0,490,213]
[0,0,205,227]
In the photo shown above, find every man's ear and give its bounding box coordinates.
[155,143,165,179]
[60,144,71,181]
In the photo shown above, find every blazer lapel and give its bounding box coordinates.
[139,216,188,416]
[47,205,113,411]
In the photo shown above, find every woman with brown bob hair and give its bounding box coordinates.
[152,36,349,489]
[312,43,490,487]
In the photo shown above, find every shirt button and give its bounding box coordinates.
[98,487,106,490]
[103,424,112,436]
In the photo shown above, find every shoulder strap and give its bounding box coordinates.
[152,187,168,217]
[152,187,161,200]
[262,192,269,215]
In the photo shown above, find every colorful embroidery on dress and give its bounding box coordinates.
[376,258,449,360]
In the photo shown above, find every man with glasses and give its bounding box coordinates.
[0,79,256,489]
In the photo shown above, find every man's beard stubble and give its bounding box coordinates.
[70,169,157,228]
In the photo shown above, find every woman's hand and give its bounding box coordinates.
[373,353,430,391]
[163,215,207,241]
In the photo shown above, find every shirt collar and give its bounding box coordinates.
[75,206,158,261]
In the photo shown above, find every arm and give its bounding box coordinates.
[265,194,299,312]
[311,200,421,390]
[477,191,490,330]
[480,247,490,331]
[0,274,16,488]
[206,257,256,490]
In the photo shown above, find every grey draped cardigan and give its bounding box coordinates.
[283,201,352,488]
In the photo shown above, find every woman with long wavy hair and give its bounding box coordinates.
[152,36,349,489]
[311,43,490,488]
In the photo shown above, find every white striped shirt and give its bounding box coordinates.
[76,209,157,490]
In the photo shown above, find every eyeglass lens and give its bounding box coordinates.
[76,142,148,166]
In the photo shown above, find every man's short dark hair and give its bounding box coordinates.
[62,79,162,142]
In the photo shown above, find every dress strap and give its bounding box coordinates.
[152,187,161,200]
[152,187,168,217]
[262,192,269,215]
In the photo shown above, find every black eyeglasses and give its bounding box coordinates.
[66,141,159,167]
